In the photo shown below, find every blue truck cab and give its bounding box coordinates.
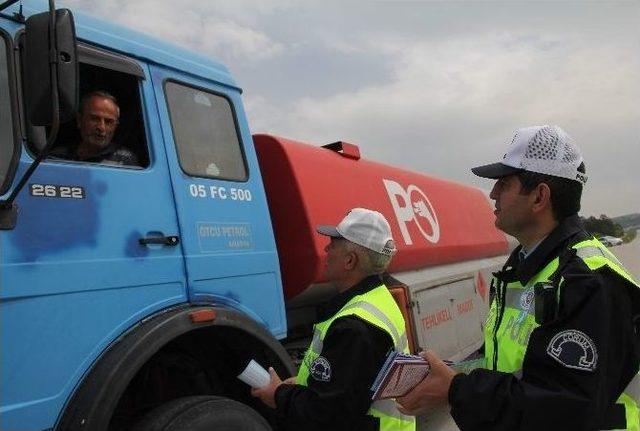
[1,2,293,429]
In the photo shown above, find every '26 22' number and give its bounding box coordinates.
[30,184,85,199]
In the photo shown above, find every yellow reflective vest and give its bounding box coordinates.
[297,283,416,431]
[485,238,639,430]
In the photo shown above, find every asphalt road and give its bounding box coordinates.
[613,239,640,280]
[418,238,640,431]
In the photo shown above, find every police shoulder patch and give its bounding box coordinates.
[546,329,598,372]
[310,356,332,382]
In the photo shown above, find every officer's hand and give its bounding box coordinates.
[396,350,455,416]
[283,376,297,385]
[251,367,282,409]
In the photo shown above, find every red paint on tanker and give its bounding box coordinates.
[253,134,508,299]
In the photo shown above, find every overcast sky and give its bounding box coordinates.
[64,0,640,217]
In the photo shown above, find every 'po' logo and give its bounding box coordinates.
[383,179,440,245]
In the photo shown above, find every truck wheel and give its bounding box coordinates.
[132,395,272,431]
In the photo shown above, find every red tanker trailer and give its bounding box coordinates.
[255,134,509,360]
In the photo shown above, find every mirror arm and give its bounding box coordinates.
[0,0,20,12]
[0,0,24,22]
[2,0,60,207]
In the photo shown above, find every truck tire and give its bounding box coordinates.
[132,395,272,431]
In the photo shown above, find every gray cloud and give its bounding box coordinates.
[64,0,286,62]
[63,0,639,217]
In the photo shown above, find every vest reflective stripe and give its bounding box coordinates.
[484,257,559,373]
[296,284,415,431]
[627,374,640,402]
[576,244,623,266]
[574,241,637,286]
[306,302,409,355]
[485,238,640,430]
[309,330,323,355]
[339,301,408,351]
[504,287,537,325]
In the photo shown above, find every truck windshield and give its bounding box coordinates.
[164,81,247,181]
[0,35,15,187]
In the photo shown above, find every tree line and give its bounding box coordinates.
[581,215,637,243]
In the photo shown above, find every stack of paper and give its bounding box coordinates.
[444,357,485,375]
[371,351,430,400]
[237,359,271,388]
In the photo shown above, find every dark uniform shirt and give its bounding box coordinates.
[50,143,139,167]
[449,215,640,430]
[274,274,394,431]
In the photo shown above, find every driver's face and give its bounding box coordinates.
[77,96,119,150]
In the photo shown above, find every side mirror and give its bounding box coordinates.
[24,8,78,126]
[0,37,21,196]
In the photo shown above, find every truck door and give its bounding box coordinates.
[149,66,287,339]
[0,43,187,429]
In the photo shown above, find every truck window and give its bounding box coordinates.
[48,61,149,168]
[19,40,150,168]
[164,81,248,181]
[0,32,17,192]
[48,63,149,168]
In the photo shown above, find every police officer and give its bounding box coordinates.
[252,208,415,431]
[397,125,640,430]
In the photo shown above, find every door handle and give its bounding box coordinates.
[139,235,180,246]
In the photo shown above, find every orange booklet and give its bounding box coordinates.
[371,352,430,400]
